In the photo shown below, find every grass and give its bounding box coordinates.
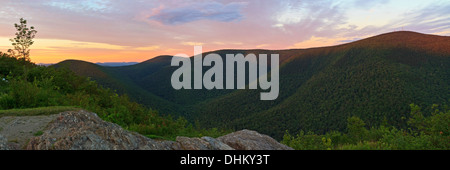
[33,131,44,136]
[8,139,19,143]
[0,106,81,118]
[144,134,173,141]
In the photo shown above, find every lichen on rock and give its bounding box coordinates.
[21,110,292,150]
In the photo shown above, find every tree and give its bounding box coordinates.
[8,18,37,61]
[347,116,368,142]
[407,103,428,132]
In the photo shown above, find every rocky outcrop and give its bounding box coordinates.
[0,134,8,150]
[218,130,294,150]
[0,114,60,150]
[19,110,292,150]
[26,110,176,150]
[175,136,234,150]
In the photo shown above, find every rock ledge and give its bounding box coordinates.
[1,110,292,150]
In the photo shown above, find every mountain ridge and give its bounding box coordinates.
[56,31,450,66]
[55,31,450,139]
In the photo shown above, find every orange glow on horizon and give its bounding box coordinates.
[0,37,283,64]
[1,0,449,64]
[0,37,203,64]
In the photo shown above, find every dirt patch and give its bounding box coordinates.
[0,114,59,149]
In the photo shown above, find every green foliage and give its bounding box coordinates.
[407,103,450,136]
[347,116,368,142]
[282,130,335,150]
[282,104,450,150]
[33,131,44,136]
[407,103,428,132]
[0,106,80,118]
[0,52,229,140]
[8,18,37,60]
[430,111,450,136]
[58,36,450,140]
[7,79,62,108]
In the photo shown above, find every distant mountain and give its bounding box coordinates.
[96,62,139,67]
[38,62,139,67]
[37,63,54,67]
[55,31,450,139]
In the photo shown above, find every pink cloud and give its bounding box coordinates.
[0,0,449,63]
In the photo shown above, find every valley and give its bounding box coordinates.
[55,31,450,140]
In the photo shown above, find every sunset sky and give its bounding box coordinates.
[1,0,450,64]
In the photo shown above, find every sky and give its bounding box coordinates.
[1,0,450,64]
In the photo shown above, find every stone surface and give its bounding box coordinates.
[176,136,234,150]
[176,136,211,150]
[26,110,174,150]
[0,114,58,149]
[201,136,234,150]
[217,129,294,150]
[0,134,8,150]
[0,110,293,150]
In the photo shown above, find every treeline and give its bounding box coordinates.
[0,52,229,140]
[282,104,449,150]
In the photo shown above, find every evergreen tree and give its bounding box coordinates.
[347,116,368,142]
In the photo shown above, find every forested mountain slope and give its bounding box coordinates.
[56,31,450,139]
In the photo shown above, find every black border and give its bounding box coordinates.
[0,150,445,169]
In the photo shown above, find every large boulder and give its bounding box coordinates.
[26,110,174,150]
[23,110,292,150]
[218,129,293,150]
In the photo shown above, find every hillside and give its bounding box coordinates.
[54,59,184,115]
[55,31,450,139]
[0,53,232,141]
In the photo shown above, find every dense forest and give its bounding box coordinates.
[57,31,450,140]
[282,104,449,150]
[0,52,229,140]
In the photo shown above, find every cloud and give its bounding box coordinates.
[2,0,450,63]
[290,36,348,49]
[181,41,204,46]
[256,44,270,48]
[45,0,113,13]
[393,2,450,34]
[272,0,348,35]
[212,41,243,45]
[31,39,129,50]
[353,0,390,8]
[342,1,450,37]
[134,45,160,51]
[148,1,246,25]
[338,38,361,43]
